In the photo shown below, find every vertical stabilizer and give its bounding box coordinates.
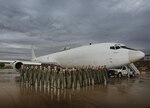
[31,46,36,61]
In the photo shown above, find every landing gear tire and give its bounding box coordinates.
[108,73,111,78]
[130,73,135,78]
[118,73,122,78]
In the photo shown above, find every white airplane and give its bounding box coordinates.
[0,43,145,70]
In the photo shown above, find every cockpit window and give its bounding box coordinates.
[110,46,115,49]
[116,46,120,49]
[121,46,136,50]
[110,45,120,50]
[110,45,137,51]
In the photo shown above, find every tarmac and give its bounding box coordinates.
[0,69,150,108]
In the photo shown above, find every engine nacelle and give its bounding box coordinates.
[10,61,41,71]
[12,61,23,70]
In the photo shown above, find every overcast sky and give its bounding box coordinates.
[0,0,150,60]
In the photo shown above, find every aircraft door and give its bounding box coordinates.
[105,51,115,68]
[109,45,120,67]
[108,45,120,67]
[109,55,114,67]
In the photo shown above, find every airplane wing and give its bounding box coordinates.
[0,46,59,70]
[0,60,41,65]
[0,59,41,70]
[0,59,60,70]
[19,61,41,65]
[0,60,15,64]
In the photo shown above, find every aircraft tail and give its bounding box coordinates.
[31,46,36,61]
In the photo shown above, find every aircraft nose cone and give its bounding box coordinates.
[129,50,145,62]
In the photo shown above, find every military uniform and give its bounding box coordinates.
[101,67,105,83]
[33,66,38,86]
[93,67,97,84]
[70,69,74,88]
[59,68,64,89]
[64,68,68,88]
[51,66,57,88]
[23,66,28,84]
[75,67,80,88]
[19,65,24,83]
[89,67,93,85]
[37,66,42,86]
[104,66,108,80]
[79,68,83,87]
[41,67,46,86]
[85,67,90,86]
[51,69,55,87]
[54,68,59,89]
[48,66,51,88]
[45,66,50,88]
[67,69,71,89]
[26,66,30,84]
[56,67,61,88]
[91,67,95,85]
[96,67,100,84]
[98,67,102,83]
[29,66,34,86]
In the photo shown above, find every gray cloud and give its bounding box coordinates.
[0,0,150,59]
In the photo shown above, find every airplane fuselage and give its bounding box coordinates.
[35,43,145,68]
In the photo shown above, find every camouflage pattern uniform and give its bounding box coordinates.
[37,66,42,86]
[41,66,46,86]
[19,65,24,83]
[29,66,34,85]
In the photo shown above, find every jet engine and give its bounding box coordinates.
[12,61,23,70]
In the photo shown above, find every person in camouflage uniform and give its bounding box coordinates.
[70,67,75,88]
[37,66,42,86]
[26,66,30,84]
[97,66,102,83]
[59,67,64,89]
[85,66,90,86]
[64,67,69,88]
[28,66,33,85]
[78,67,83,87]
[19,65,24,83]
[45,66,50,88]
[101,66,105,83]
[95,66,100,84]
[53,66,58,88]
[73,67,78,89]
[32,66,38,86]
[103,65,108,80]
[88,65,93,85]
[50,67,55,87]
[48,66,52,88]
[41,66,46,87]
[23,65,29,84]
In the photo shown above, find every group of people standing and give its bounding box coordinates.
[19,65,108,89]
